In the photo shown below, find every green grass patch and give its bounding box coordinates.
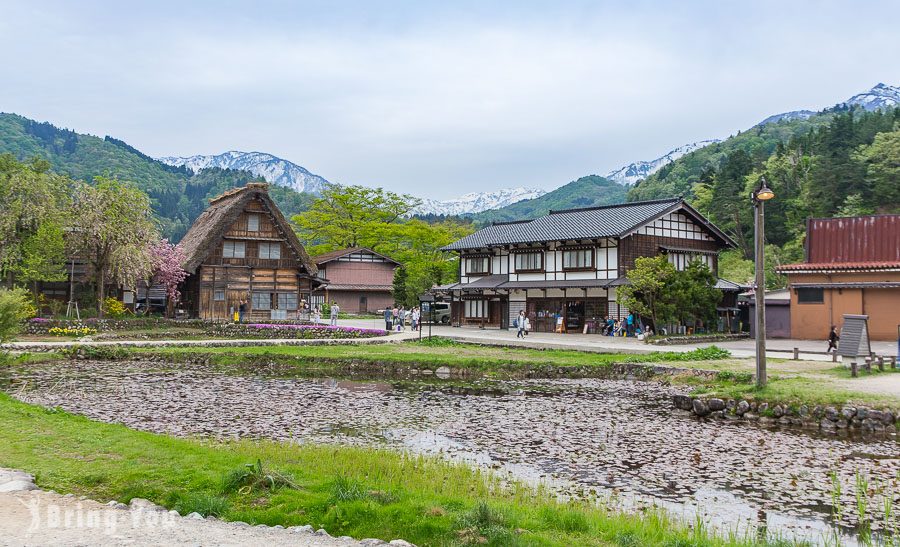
[0,392,772,546]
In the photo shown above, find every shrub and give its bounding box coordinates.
[221,459,296,495]
[0,288,33,344]
[103,297,128,318]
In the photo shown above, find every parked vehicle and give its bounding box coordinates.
[425,302,451,324]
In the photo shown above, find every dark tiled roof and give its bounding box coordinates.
[442,198,728,250]
[318,284,394,291]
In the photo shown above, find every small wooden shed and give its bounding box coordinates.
[178,183,321,321]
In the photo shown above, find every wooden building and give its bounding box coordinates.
[178,183,321,321]
[435,198,735,332]
[777,214,900,341]
[309,247,399,314]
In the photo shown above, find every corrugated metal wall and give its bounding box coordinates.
[807,215,900,263]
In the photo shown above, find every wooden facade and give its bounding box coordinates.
[437,200,736,332]
[179,183,320,321]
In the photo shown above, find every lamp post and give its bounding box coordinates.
[752,177,775,388]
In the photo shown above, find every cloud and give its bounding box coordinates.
[2,1,900,198]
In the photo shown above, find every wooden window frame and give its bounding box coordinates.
[277,292,298,310]
[258,242,281,260]
[464,299,488,318]
[247,213,260,232]
[251,291,272,310]
[222,241,246,258]
[513,250,544,273]
[463,255,491,276]
[213,290,225,301]
[561,248,594,271]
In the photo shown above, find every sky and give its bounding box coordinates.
[2,0,899,199]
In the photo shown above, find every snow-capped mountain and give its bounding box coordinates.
[604,140,720,185]
[757,82,900,127]
[158,151,330,194]
[414,187,547,216]
[843,82,900,111]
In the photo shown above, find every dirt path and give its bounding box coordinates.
[0,470,408,547]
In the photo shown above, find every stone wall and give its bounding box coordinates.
[673,395,899,434]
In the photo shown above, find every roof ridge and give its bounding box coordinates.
[491,219,533,226]
[209,182,269,204]
[548,197,681,215]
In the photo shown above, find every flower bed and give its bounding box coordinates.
[24,318,204,335]
[48,326,98,337]
[203,323,388,339]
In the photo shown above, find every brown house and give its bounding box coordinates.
[310,247,399,314]
[778,214,900,341]
[179,183,321,321]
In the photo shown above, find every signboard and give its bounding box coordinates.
[838,314,871,365]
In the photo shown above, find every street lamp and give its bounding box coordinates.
[752,177,775,388]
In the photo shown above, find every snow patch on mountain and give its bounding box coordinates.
[158,151,330,194]
[604,140,720,185]
[843,82,900,111]
[414,187,547,216]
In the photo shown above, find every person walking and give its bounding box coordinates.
[626,313,634,337]
[238,300,247,323]
[523,314,531,336]
[313,305,321,325]
[383,307,393,331]
[516,310,527,338]
[826,325,840,353]
[330,301,340,326]
[411,307,420,331]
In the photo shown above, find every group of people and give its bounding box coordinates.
[310,301,340,325]
[384,305,421,332]
[600,313,647,337]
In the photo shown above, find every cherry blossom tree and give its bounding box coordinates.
[149,239,188,318]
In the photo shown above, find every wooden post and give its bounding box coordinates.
[863,359,872,373]
[793,347,799,360]
[891,356,897,370]
[851,362,858,378]
[877,357,884,372]
[832,351,838,363]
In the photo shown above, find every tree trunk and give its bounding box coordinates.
[97,268,106,318]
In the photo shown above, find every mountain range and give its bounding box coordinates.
[604,140,721,186]
[414,187,547,216]
[158,151,330,194]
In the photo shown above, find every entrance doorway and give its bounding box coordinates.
[565,300,584,333]
[358,296,368,313]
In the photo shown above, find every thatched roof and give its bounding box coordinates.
[179,183,318,276]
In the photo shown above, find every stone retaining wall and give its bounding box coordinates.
[673,395,899,434]
[648,333,749,346]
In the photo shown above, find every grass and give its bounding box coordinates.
[133,338,730,371]
[0,392,781,546]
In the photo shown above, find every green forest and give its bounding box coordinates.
[0,113,314,241]
[629,105,900,286]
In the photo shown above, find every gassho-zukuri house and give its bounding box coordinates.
[434,198,737,332]
[178,183,322,321]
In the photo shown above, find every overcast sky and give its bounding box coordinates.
[2,1,899,199]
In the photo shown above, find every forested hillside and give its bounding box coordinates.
[473,175,627,223]
[0,113,314,241]
[628,106,900,284]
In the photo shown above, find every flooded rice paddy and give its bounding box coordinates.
[4,359,899,545]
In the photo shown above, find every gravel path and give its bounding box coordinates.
[0,469,410,547]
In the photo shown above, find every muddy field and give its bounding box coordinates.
[4,360,899,545]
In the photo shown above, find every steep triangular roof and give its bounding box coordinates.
[311,247,401,266]
[179,183,318,276]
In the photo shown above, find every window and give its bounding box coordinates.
[214,290,225,301]
[258,242,281,259]
[277,292,298,310]
[562,249,593,270]
[465,300,487,318]
[796,287,824,304]
[667,252,713,271]
[514,251,543,272]
[247,214,259,232]
[464,256,490,275]
[222,241,246,258]
[251,292,271,310]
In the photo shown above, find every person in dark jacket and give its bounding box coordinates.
[826,325,839,353]
[384,307,393,331]
[238,300,247,323]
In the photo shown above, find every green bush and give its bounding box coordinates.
[103,297,128,318]
[0,288,33,344]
